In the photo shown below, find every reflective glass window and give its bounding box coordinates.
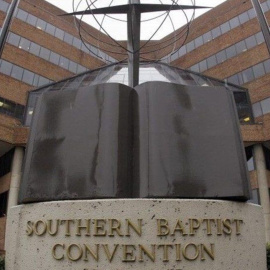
[40,47,50,60]
[190,64,199,72]
[263,59,270,73]
[0,1,9,12]
[216,50,226,64]
[45,24,56,35]
[36,19,46,30]
[59,56,69,69]
[26,14,37,26]
[194,36,203,48]
[33,75,39,87]
[38,77,49,86]
[228,75,239,85]
[261,1,268,11]
[255,32,264,44]
[186,41,195,52]
[11,65,23,81]
[19,38,30,51]
[211,27,221,39]
[64,33,73,45]
[8,32,20,47]
[248,8,256,19]
[203,31,212,43]
[252,102,263,117]
[69,61,77,73]
[261,98,270,114]
[178,46,187,57]
[242,68,254,83]
[245,35,257,49]
[236,40,247,54]
[16,9,28,21]
[29,42,40,56]
[237,73,244,85]
[199,60,207,72]
[22,70,34,85]
[0,60,12,75]
[253,62,265,78]
[49,52,60,65]
[229,17,240,28]
[239,12,249,24]
[77,65,87,73]
[207,55,217,69]
[220,22,230,34]
[55,28,65,40]
[72,37,81,49]
[225,45,237,58]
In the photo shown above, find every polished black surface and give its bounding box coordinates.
[133,82,250,200]
[19,82,251,203]
[19,83,133,203]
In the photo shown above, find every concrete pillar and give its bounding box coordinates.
[7,146,24,211]
[254,143,270,243]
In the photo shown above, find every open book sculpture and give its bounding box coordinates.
[19,81,250,203]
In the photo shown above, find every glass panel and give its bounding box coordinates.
[36,19,46,30]
[26,14,37,26]
[72,37,81,49]
[220,22,230,34]
[19,37,30,51]
[45,23,56,35]
[22,69,34,85]
[263,59,270,73]
[194,36,203,48]
[64,33,73,45]
[39,47,51,60]
[0,60,12,75]
[11,65,23,81]
[216,50,226,64]
[211,27,221,39]
[16,9,28,21]
[69,61,77,73]
[236,40,247,54]
[242,68,254,83]
[178,46,186,56]
[252,102,263,117]
[229,17,240,28]
[8,33,20,47]
[29,42,40,56]
[255,32,264,44]
[190,64,199,72]
[228,74,239,85]
[186,41,195,52]
[248,8,256,19]
[49,52,60,65]
[59,56,69,69]
[199,60,207,72]
[207,55,217,69]
[261,97,270,114]
[55,28,65,40]
[225,45,237,58]
[0,1,9,12]
[239,12,249,24]
[203,31,212,43]
[245,35,257,49]
[253,62,265,78]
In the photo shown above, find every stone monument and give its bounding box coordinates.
[5,1,267,269]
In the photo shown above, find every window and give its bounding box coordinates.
[261,98,270,115]
[55,28,65,40]
[203,31,212,43]
[49,52,60,65]
[207,55,217,69]
[11,65,23,81]
[186,41,195,52]
[236,40,247,54]
[225,45,237,59]
[178,46,187,57]
[248,8,256,19]
[253,63,265,78]
[0,60,12,76]
[245,35,257,49]
[255,32,264,44]
[211,27,221,39]
[73,37,82,49]
[8,33,20,47]
[0,191,8,217]
[19,38,30,51]
[36,19,46,30]
[228,74,239,85]
[216,50,226,64]
[22,70,34,85]
[59,56,69,69]
[194,36,203,48]
[69,61,78,73]
[239,12,249,24]
[220,22,230,34]
[40,47,51,61]
[45,24,56,35]
[199,60,207,72]
[229,17,240,29]
[263,59,270,73]
[242,68,254,83]
[16,9,28,21]
[26,14,37,26]
[190,64,199,72]
[64,32,73,45]
[0,1,9,12]
[29,42,40,56]
[252,102,263,117]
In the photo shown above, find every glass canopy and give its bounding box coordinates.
[24,62,253,126]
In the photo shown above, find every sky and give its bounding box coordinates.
[44,0,227,40]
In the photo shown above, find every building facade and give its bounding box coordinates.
[0,0,270,253]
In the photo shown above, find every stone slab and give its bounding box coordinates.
[6,199,266,270]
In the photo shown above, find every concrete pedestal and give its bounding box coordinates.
[5,199,266,270]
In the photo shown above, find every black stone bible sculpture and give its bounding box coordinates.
[19,82,251,203]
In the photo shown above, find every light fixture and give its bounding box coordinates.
[244,117,250,122]
[0,102,3,106]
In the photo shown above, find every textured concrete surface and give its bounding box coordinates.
[5,199,266,270]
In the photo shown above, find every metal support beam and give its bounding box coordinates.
[251,0,270,56]
[127,0,141,87]
[0,0,20,58]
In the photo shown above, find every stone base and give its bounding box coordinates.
[5,199,266,270]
